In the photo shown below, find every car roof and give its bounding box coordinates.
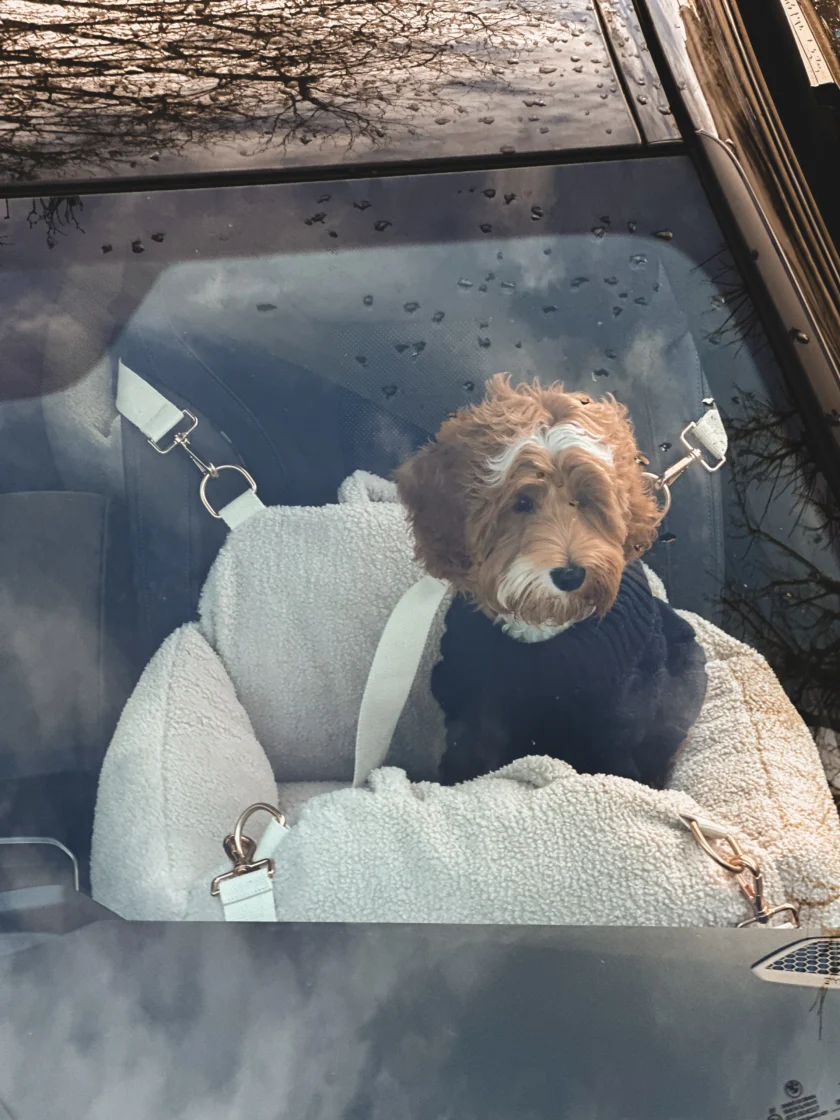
[0,0,681,191]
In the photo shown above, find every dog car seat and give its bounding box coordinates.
[90,465,840,928]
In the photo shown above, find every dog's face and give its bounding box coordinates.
[396,374,662,630]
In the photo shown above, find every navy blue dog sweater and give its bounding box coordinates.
[432,562,707,788]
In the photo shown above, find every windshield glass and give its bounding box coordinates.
[1,155,839,926]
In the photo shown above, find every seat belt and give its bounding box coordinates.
[353,574,449,787]
[116,360,266,531]
[214,573,449,921]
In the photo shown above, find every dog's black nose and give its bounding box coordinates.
[550,565,586,592]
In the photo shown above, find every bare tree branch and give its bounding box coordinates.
[0,0,541,180]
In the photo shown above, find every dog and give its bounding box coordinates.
[396,374,707,788]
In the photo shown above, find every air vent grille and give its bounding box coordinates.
[753,938,840,986]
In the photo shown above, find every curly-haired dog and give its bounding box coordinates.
[396,374,707,788]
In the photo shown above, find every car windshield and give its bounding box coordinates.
[2,153,838,918]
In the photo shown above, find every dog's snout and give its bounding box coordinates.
[550,565,586,592]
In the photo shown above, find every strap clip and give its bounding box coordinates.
[640,409,728,519]
[210,802,287,896]
[680,814,800,928]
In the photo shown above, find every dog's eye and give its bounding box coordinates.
[514,493,534,513]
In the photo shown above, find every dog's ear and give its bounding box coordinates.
[578,394,663,559]
[622,473,662,560]
[395,438,472,582]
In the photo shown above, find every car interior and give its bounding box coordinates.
[1,152,838,913]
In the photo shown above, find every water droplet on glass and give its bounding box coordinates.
[570,276,589,289]
[354,200,371,211]
[317,194,331,204]
[570,54,581,62]
[539,127,549,134]
[653,229,673,240]
[592,368,610,378]
[328,231,338,238]
[463,380,475,392]
[485,272,495,281]
[307,212,326,225]
[591,226,606,239]
[381,385,398,399]
[627,220,637,233]
[432,310,445,323]
[131,240,145,253]
[151,232,165,243]
[483,188,496,199]
[504,193,517,204]
[394,343,410,354]
[660,532,677,544]
[478,336,492,348]
[659,441,671,452]
[355,355,367,366]
[707,333,721,346]
[374,220,392,232]
[497,252,504,260]
[629,254,647,269]
[605,349,617,359]
[480,223,493,233]
[634,296,648,306]
[637,94,649,105]
[479,320,490,329]
[256,303,277,312]
[500,145,516,154]
[523,99,547,107]
[528,115,540,123]
[702,397,715,406]
[612,307,622,317]
[457,278,473,289]
[101,244,113,254]
[540,65,557,74]
[543,305,557,314]
[711,294,726,307]
[543,247,552,255]
[435,118,450,126]
[531,205,544,220]
[403,301,420,313]
[412,342,426,357]
[479,116,495,124]
[604,276,618,286]
[515,340,523,348]
[363,294,374,306]
[501,280,516,290]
